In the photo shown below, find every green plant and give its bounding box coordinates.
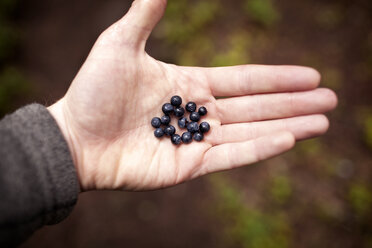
[296,138,322,157]
[209,175,291,248]
[269,175,292,205]
[321,67,342,90]
[244,0,280,27]
[210,31,251,67]
[348,183,372,218]
[363,114,372,151]
[157,0,220,45]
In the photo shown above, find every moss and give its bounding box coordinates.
[363,114,372,151]
[209,175,291,248]
[210,31,251,67]
[177,35,215,66]
[348,183,372,218]
[321,67,342,90]
[244,0,280,27]
[296,138,323,157]
[157,0,220,45]
[269,175,292,205]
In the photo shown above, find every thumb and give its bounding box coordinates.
[117,0,167,49]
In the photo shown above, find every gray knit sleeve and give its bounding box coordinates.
[0,104,80,247]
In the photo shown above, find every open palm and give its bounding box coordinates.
[48,0,337,191]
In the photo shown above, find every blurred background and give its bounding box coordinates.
[0,0,371,247]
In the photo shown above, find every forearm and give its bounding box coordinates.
[0,104,79,247]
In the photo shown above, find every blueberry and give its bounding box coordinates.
[171,95,182,107]
[185,102,197,112]
[198,106,208,116]
[187,122,199,133]
[174,107,185,117]
[199,122,210,133]
[162,103,174,115]
[178,117,188,129]
[193,132,204,142]
[181,132,193,144]
[190,112,200,122]
[154,128,164,138]
[164,125,176,136]
[151,117,161,128]
[161,115,171,125]
[171,134,182,145]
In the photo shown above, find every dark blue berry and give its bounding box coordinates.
[161,115,171,125]
[187,122,199,133]
[199,122,210,133]
[178,117,188,129]
[162,103,174,115]
[174,107,185,117]
[190,112,200,122]
[171,95,182,106]
[198,106,208,116]
[186,102,197,112]
[181,132,193,144]
[171,134,182,145]
[164,125,176,136]
[151,117,161,128]
[154,128,164,138]
[193,132,204,142]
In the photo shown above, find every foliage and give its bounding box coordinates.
[321,67,342,90]
[4,0,372,246]
[363,114,372,151]
[157,0,277,67]
[355,108,372,152]
[269,175,292,205]
[209,175,291,248]
[243,0,280,27]
[348,183,372,218]
[210,31,251,67]
[297,138,322,157]
[156,0,220,45]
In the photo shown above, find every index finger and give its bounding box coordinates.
[202,65,321,97]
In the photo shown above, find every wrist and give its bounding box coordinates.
[47,99,83,191]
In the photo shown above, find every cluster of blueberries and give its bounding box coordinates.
[151,95,211,145]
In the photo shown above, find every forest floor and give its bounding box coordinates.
[12,0,372,247]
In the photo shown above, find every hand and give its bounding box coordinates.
[48,0,337,191]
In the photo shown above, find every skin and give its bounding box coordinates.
[48,0,338,192]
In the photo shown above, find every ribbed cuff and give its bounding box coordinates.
[2,104,79,225]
